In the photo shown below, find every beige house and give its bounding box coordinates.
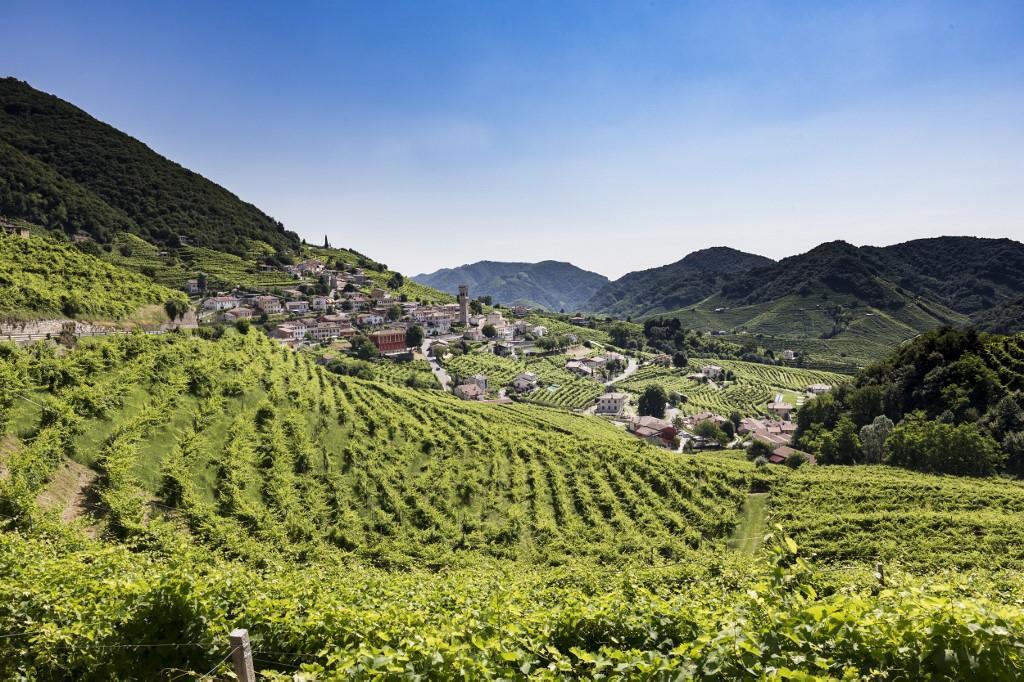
[595,392,627,415]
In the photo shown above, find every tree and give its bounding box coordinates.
[747,439,773,461]
[885,413,1004,476]
[387,304,402,321]
[234,319,251,335]
[405,325,424,349]
[197,273,208,292]
[694,420,728,446]
[818,416,862,465]
[0,361,21,435]
[470,300,483,315]
[859,415,894,464]
[609,322,643,350]
[388,272,404,289]
[482,324,497,339]
[638,385,668,418]
[348,334,380,361]
[729,411,742,431]
[672,351,688,368]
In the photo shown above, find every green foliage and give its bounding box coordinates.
[885,413,1004,477]
[0,78,300,254]
[0,231,188,320]
[621,359,849,418]
[638,385,667,418]
[797,328,1024,476]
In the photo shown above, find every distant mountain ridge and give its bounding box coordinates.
[583,247,775,318]
[413,260,609,311]
[0,77,300,256]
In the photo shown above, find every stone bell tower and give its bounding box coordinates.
[458,284,469,325]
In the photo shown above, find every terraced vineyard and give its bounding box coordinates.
[3,333,1024,679]
[102,233,297,289]
[1,230,188,320]
[618,359,849,417]
[442,350,604,409]
[769,464,1024,571]
[2,331,755,566]
[982,333,1024,391]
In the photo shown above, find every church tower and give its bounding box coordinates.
[458,284,469,325]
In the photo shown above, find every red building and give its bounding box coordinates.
[369,329,407,353]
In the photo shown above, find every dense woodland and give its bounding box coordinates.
[796,328,1024,476]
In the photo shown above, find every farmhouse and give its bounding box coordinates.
[629,416,677,446]
[454,383,485,401]
[253,295,283,314]
[807,383,832,395]
[512,372,538,392]
[224,307,254,322]
[312,296,330,312]
[595,392,627,415]
[203,296,240,311]
[285,300,309,314]
[651,354,672,367]
[565,360,594,378]
[782,349,796,361]
[767,401,795,420]
[184,279,201,295]
[494,343,515,357]
[701,364,724,379]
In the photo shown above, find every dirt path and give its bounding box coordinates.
[728,492,769,555]
[36,458,99,524]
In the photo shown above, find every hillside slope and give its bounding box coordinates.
[584,247,774,318]
[0,224,187,321]
[0,78,299,255]
[414,260,608,311]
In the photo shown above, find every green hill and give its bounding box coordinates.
[794,327,1024,477]
[2,330,1024,677]
[414,260,609,311]
[584,247,774,318]
[0,78,299,255]
[0,224,187,322]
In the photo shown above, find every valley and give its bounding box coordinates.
[1,76,1023,679]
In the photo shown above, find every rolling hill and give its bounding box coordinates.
[0,78,299,255]
[589,238,1024,370]
[2,329,1024,678]
[413,260,608,311]
[583,247,774,318]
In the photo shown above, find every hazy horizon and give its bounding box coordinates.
[4,1,1023,279]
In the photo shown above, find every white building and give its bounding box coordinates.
[701,365,724,379]
[285,300,309,314]
[203,296,240,311]
[595,392,627,415]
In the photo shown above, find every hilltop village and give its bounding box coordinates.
[191,255,840,467]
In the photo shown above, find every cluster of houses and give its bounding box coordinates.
[564,352,624,379]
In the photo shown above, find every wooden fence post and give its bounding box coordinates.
[229,628,256,682]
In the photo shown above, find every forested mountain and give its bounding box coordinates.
[413,260,608,311]
[585,237,1024,370]
[583,247,774,318]
[0,78,299,255]
[973,296,1024,335]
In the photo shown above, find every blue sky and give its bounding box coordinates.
[3,1,1023,278]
